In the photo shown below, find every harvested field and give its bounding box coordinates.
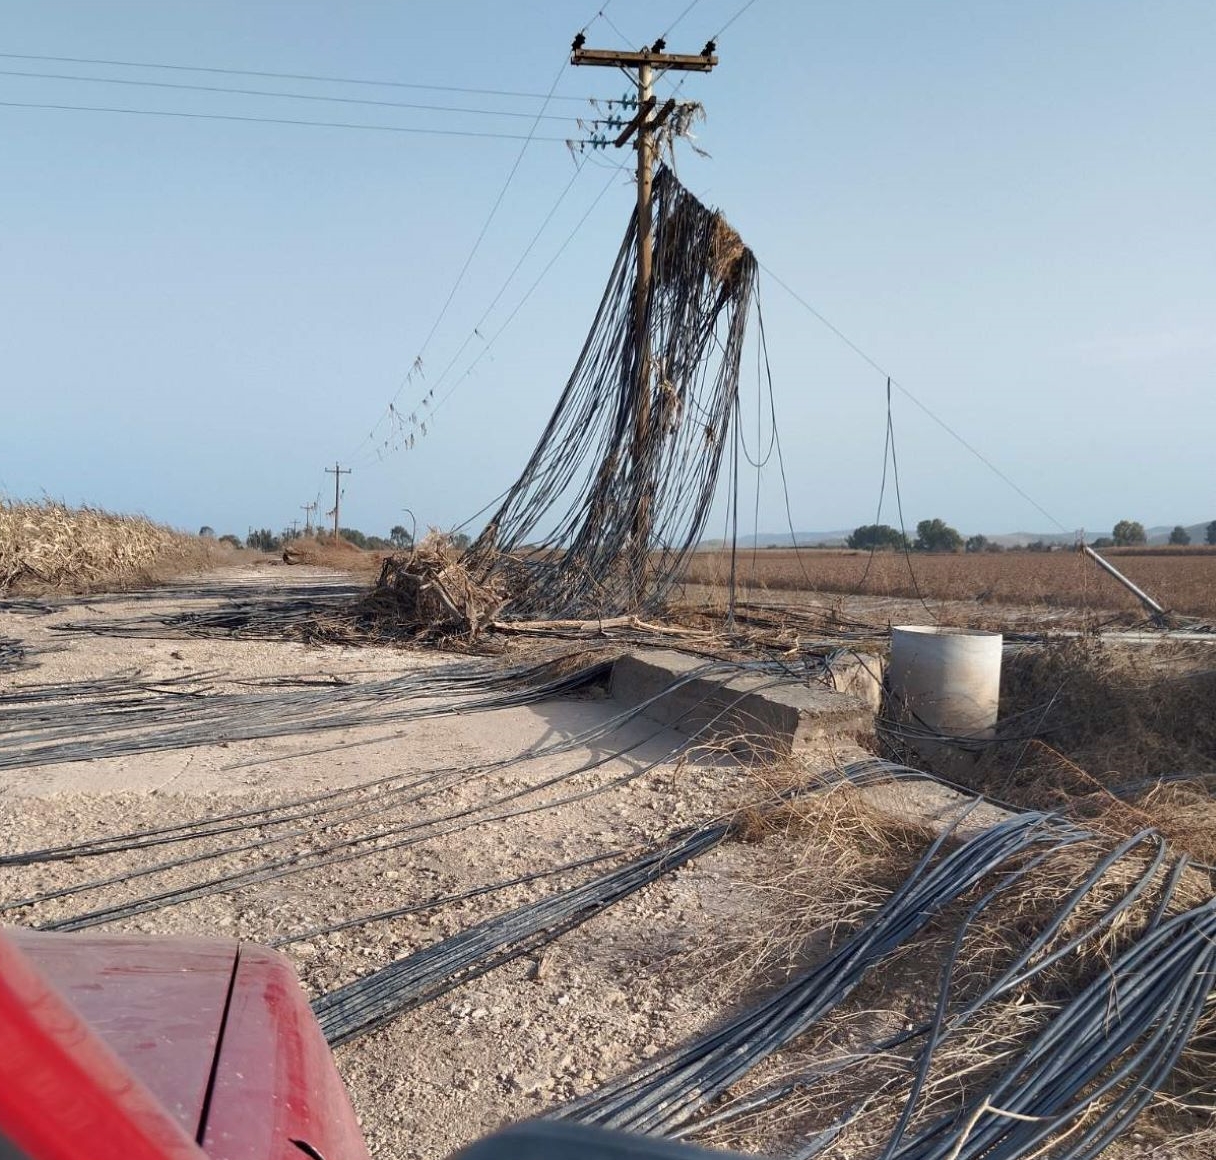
[682,547,1216,620]
[0,499,219,594]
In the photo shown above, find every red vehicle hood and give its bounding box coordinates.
[0,928,370,1160]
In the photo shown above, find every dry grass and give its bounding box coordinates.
[360,532,506,640]
[683,548,1216,620]
[697,808,1216,1159]
[714,782,937,991]
[0,500,218,594]
[937,639,1216,861]
[674,765,939,1004]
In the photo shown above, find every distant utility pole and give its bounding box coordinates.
[571,32,717,602]
[301,501,317,536]
[325,463,351,539]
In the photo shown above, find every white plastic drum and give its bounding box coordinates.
[888,626,1003,740]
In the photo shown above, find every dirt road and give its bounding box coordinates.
[1,565,849,1158]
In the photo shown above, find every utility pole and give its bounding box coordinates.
[300,501,317,536]
[325,463,350,540]
[571,33,717,603]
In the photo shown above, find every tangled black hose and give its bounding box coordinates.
[467,168,757,619]
[554,811,1084,1135]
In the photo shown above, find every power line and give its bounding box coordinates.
[347,5,619,465]
[712,0,765,39]
[0,67,583,121]
[758,260,1070,533]
[885,377,940,620]
[0,50,599,103]
[601,12,639,48]
[578,3,617,36]
[365,161,596,461]
[597,12,695,101]
[429,163,626,422]
[0,99,572,141]
[662,0,707,39]
[350,60,571,463]
[358,160,625,468]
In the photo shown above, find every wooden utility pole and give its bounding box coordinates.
[300,501,317,536]
[325,463,350,539]
[571,35,717,602]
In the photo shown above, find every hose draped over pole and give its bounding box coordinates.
[467,168,756,619]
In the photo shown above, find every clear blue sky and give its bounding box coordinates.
[3,1,1213,540]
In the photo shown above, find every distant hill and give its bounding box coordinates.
[1145,522,1212,546]
[985,531,1076,548]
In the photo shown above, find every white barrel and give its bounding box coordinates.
[888,626,1003,740]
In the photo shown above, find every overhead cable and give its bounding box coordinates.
[0,67,583,120]
[0,50,599,103]
[0,99,571,141]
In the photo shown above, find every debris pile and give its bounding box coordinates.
[365,533,507,639]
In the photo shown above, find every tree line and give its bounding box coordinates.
[847,519,1216,553]
[198,526,473,553]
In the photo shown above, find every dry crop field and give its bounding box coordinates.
[0,500,218,593]
[683,546,1216,620]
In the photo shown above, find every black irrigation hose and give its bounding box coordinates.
[1,653,779,873]
[670,773,1206,1158]
[874,828,1175,1160]
[464,167,757,620]
[0,635,35,673]
[17,663,800,930]
[270,846,630,949]
[0,597,55,615]
[12,705,662,917]
[886,897,1216,1160]
[42,580,371,640]
[37,668,793,931]
[0,649,615,771]
[553,810,1085,1136]
[313,820,732,1047]
[1106,769,1216,799]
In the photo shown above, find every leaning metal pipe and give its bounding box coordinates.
[1080,544,1168,623]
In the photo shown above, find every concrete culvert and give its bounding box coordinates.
[888,625,1003,743]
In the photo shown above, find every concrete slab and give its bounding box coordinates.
[610,649,874,758]
[797,742,1019,841]
[824,650,885,713]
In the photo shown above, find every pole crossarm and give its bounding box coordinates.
[571,48,717,72]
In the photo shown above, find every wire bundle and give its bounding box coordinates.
[467,167,757,619]
[313,820,731,1046]
[4,657,804,933]
[0,650,613,772]
[641,764,1216,1159]
[887,886,1216,1160]
[0,635,32,673]
[555,810,1083,1135]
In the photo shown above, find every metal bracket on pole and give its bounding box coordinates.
[613,96,657,147]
